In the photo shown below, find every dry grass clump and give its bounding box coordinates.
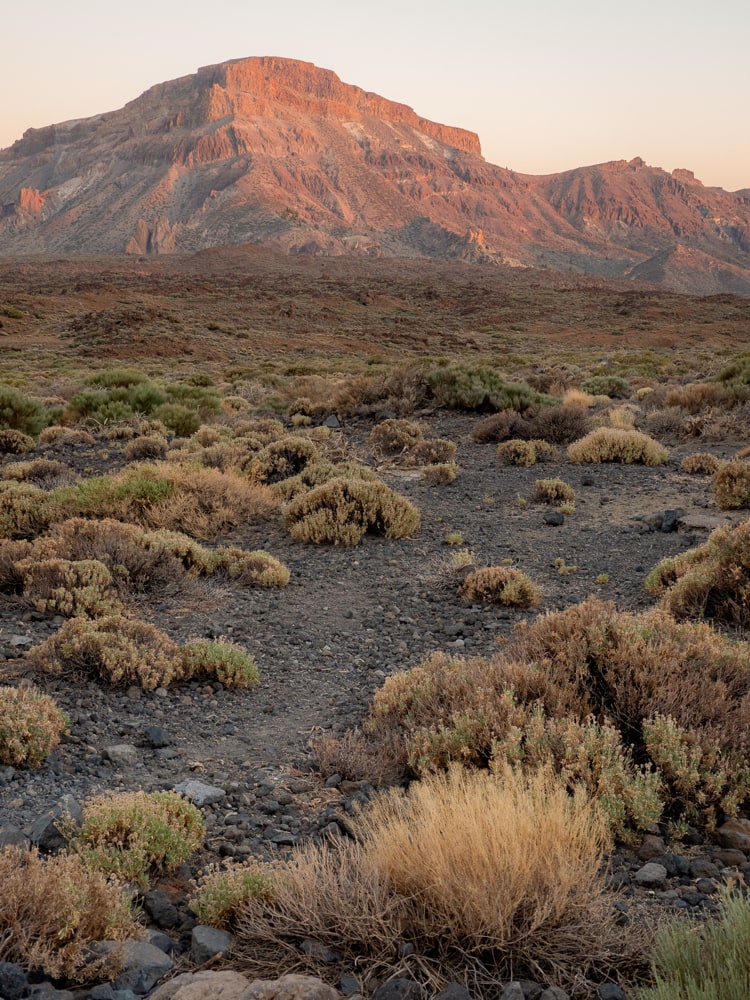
[2,458,76,488]
[459,566,541,608]
[680,452,723,475]
[0,846,139,982]
[563,388,596,408]
[600,404,639,430]
[0,685,69,766]
[568,428,668,465]
[0,428,35,454]
[712,460,750,509]
[283,477,420,545]
[534,478,575,504]
[122,434,168,461]
[73,790,204,888]
[646,520,750,627]
[37,426,95,446]
[422,462,458,485]
[230,767,640,994]
[190,860,277,929]
[369,418,424,455]
[409,437,457,466]
[0,480,55,538]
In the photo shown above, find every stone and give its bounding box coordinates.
[143,889,181,929]
[543,511,564,526]
[174,780,226,807]
[146,725,172,748]
[0,962,28,1000]
[540,989,570,1000]
[191,924,233,963]
[637,834,665,861]
[300,938,340,962]
[634,862,668,889]
[716,818,750,852]
[434,986,473,1000]
[596,987,628,1000]
[110,940,175,994]
[27,985,76,999]
[499,984,524,1000]
[240,974,340,1000]
[150,971,253,1000]
[339,977,362,997]
[103,744,139,767]
[323,413,340,429]
[30,794,82,851]
[660,509,684,532]
[715,848,747,867]
[0,823,28,848]
[371,980,422,1000]
[689,858,721,879]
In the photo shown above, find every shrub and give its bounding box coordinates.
[153,402,201,437]
[273,459,378,501]
[534,478,575,504]
[712,460,750,509]
[74,790,204,888]
[86,367,148,388]
[0,685,69,766]
[0,846,139,981]
[18,557,120,618]
[636,888,750,1000]
[28,614,184,689]
[0,480,54,538]
[715,353,750,387]
[231,767,640,993]
[182,639,259,687]
[645,520,750,627]
[216,548,290,587]
[471,409,533,443]
[123,435,168,461]
[458,566,541,607]
[580,375,630,398]
[680,452,722,475]
[496,439,537,466]
[410,437,457,465]
[0,384,50,435]
[427,365,553,412]
[0,428,35,454]
[247,436,320,484]
[530,403,592,444]
[369,418,424,454]
[2,458,74,488]
[283,477,420,545]
[568,428,669,465]
[422,463,458,485]
[37,426,94,446]
[190,861,277,929]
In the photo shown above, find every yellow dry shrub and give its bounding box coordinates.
[568,428,668,465]
[17,557,120,618]
[712,460,750,510]
[217,547,290,587]
[246,436,321,484]
[563,388,596,408]
[231,768,639,993]
[283,477,420,545]
[533,478,575,504]
[422,463,458,485]
[0,480,54,538]
[273,459,378,501]
[0,846,139,982]
[369,418,424,454]
[0,685,69,767]
[680,453,723,475]
[459,566,541,607]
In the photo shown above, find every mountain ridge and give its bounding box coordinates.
[1,56,749,293]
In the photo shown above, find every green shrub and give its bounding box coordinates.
[426,365,553,412]
[459,566,541,608]
[0,685,69,766]
[712,460,750,509]
[74,790,204,888]
[580,375,630,398]
[715,353,750,387]
[86,368,148,388]
[182,639,259,687]
[153,403,201,437]
[636,888,750,999]
[190,861,277,929]
[568,428,668,465]
[216,548,290,587]
[0,384,50,435]
[283,477,420,545]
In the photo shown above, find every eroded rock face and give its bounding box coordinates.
[0,55,749,292]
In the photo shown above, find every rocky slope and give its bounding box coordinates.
[1,56,749,293]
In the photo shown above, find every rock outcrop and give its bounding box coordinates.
[0,56,748,292]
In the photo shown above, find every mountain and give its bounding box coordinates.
[1,56,749,293]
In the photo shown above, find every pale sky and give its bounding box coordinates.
[1,0,748,191]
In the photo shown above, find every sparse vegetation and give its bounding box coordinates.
[568,427,669,465]
[534,478,575,504]
[712,459,750,509]
[458,566,541,607]
[0,685,69,767]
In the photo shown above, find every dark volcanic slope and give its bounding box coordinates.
[1,56,749,293]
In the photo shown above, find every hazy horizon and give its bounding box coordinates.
[1,0,748,191]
